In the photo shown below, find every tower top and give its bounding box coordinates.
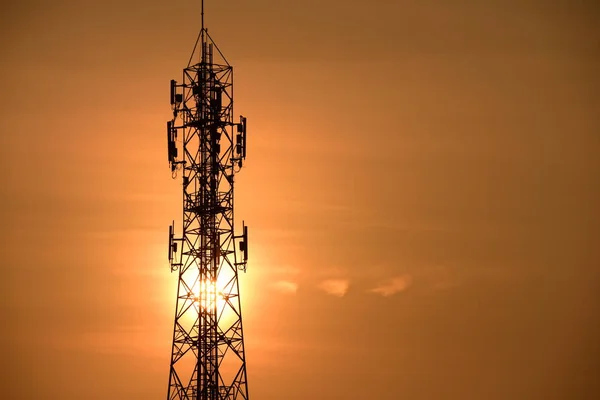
[187,0,230,67]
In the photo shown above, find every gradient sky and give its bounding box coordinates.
[1,0,599,399]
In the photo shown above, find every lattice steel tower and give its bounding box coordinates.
[165,2,250,399]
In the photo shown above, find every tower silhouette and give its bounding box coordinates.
[165,2,250,398]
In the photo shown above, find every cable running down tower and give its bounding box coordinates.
[165,2,250,398]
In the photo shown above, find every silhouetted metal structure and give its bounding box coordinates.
[165,2,249,398]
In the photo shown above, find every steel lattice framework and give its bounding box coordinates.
[165,16,250,400]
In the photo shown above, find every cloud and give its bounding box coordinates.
[370,275,412,296]
[272,280,298,294]
[318,279,350,297]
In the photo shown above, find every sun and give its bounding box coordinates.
[191,278,220,310]
[181,271,240,329]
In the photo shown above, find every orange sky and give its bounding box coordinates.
[1,0,599,399]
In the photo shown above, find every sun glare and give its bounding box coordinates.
[180,272,238,328]
[190,278,226,311]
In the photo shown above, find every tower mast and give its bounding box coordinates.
[165,1,250,398]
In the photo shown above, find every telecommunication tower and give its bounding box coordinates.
[165,1,250,399]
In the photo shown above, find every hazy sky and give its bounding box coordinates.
[1,0,599,399]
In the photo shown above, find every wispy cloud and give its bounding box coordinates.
[370,275,412,296]
[272,280,298,294]
[318,279,350,297]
